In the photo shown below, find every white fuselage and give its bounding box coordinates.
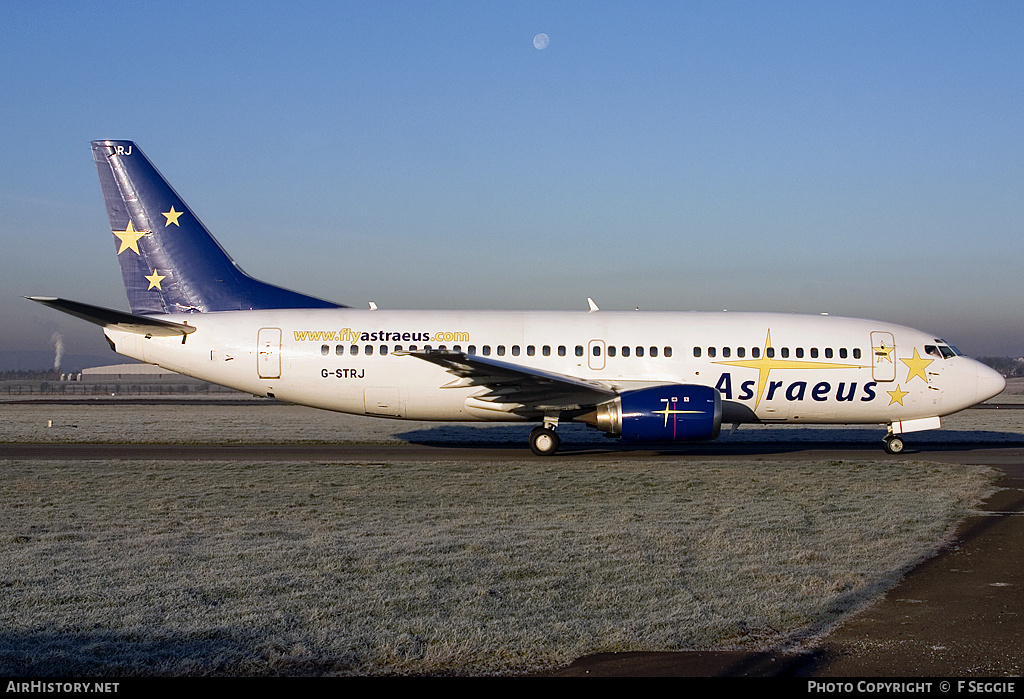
[102,308,1005,431]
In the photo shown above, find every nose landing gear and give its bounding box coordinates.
[883,434,905,454]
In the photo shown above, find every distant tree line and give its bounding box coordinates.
[978,357,1024,378]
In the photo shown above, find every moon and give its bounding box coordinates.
[533,33,550,50]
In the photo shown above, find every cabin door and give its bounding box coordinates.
[870,331,896,382]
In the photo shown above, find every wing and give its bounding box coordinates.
[401,349,616,412]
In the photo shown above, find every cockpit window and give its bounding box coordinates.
[926,344,960,359]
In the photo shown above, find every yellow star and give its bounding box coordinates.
[873,344,894,363]
[112,220,149,255]
[653,403,702,427]
[714,329,860,409]
[887,385,910,406]
[901,348,934,384]
[162,206,183,226]
[145,270,166,290]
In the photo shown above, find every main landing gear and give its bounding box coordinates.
[529,413,562,456]
[529,426,560,455]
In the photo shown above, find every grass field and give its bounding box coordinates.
[0,401,1012,675]
[0,457,995,676]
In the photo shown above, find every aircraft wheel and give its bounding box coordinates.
[530,426,561,456]
[883,435,905,455]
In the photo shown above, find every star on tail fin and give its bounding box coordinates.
[91,140,344,314]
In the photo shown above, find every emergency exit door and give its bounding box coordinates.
[257,327,282,379]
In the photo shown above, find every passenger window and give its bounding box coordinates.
[693,347,701,358]
[483,345,491,356]
[722,347,730,358]
[497,345,505,356]
[796,348,804,358]
[781,348,789,358]
[752,347,760,358]
[810,348,818,358]
[365,345,373,355]
[825,348,833,358]
[664,347,672,358]
[635,347,644,357]
[542,345,551,356]
[840,348,847,359]
[853,348,861,359]
[575,345,584,357]
[321,345,329,356]
[527,345,535,356]
[593,345,601,356]
[650,346,658,358]
[608,346,617,357]
[558,346,566,356]
[467,345,476,354]
[511,345,520,356]
[380,345,388,355]
[707,347,716,358]
[622,346,631,357]
[766,348,775,358]
[351,345,359,356]
[335,345,344,356]
[737,347,745,358]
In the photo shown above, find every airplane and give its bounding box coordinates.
[28,140,1006,456]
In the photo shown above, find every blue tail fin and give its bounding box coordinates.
[91,140,344,314]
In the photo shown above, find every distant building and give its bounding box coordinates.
[0,363,242,395]
[79,363,201,384]
[76,363,240,392]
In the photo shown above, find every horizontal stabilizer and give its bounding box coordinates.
[26,297,197,338]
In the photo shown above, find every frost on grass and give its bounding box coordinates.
[0,458,995,676]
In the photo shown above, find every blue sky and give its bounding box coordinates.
[2,0,1023,361]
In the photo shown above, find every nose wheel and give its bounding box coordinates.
[883,434,905,454]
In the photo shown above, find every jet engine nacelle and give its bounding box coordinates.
[580,384,722,442]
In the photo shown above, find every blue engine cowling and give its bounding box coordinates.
[580,384,722,442]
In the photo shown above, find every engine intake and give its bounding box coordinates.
[579,384,722,442]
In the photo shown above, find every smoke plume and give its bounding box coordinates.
[51,331,64,372]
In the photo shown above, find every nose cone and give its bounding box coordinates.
[975,362,1006,404]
